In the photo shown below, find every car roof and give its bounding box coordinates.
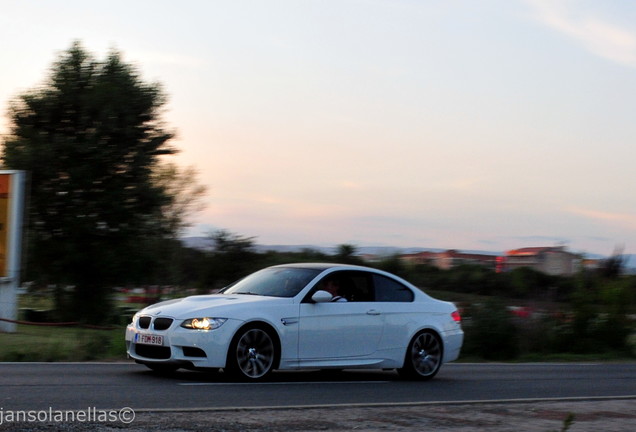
[271,263,376,272]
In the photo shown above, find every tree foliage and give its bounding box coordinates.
[598,248,626,279]
[1,42,190,322]
[151,162,207,236]
[202,230,259,290]
[462,299,519,360]
[335,244,363,265]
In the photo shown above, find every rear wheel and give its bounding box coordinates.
[226,326,277,380]
[398,331,443,380]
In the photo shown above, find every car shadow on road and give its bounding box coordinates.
[134,367,404,383]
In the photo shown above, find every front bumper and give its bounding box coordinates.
[125,316,243,368]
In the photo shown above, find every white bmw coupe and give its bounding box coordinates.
[126,263,463,380]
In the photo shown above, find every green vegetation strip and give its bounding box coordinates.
[0,325,127,362]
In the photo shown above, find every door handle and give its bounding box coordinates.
[366,309,381,315]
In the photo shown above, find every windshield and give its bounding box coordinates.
[223,267,322,298]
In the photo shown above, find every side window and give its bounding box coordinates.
[343,271,374,302]
[309,271,374,302]
[373,275,414,302]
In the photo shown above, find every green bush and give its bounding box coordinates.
[462,300,519,360]
[0,326,127,362]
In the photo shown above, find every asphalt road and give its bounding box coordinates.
[0,362,635,411]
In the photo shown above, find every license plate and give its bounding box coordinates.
[136,333,164,346]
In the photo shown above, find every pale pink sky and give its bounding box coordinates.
[2,0,636,255]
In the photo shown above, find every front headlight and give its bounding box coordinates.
[180,317,227,330]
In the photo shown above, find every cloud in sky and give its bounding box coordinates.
[567,207,636,231]
[527,0,636,67]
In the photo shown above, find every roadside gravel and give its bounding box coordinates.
[2,399,635,432]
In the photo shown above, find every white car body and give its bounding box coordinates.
[125,264,463,380]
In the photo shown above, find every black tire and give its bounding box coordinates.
[226,326,277,380]
[398,331,443,381]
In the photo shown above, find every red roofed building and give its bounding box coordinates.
[401,250,498,270]
[435,250,498,270]
[503,246,580,276]
[400,251,437,266]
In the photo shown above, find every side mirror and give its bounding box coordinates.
[311,290,333,303]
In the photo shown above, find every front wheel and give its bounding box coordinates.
[226,327,277,380]
[398,331,443,380]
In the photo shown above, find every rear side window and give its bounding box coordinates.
[373,275,414,302]
[306,270,375,302]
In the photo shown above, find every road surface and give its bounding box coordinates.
[0,362,634,411]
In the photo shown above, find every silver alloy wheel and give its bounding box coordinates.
[410,332,442,377]
[235,328,275,379]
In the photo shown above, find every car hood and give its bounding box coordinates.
[136,294,292,319]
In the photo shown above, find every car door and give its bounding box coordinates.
[297,271,383,360]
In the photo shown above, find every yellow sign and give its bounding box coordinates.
[0,174,10,277]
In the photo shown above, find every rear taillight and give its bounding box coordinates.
[451,310,461,323]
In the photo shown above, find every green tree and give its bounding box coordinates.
[151,162,207,236]
[598,247,626,279]
[203,230,259,290]
[507,267,549,298]
[335,244,362,264]
[1,42,182,323]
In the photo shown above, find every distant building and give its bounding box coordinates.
[581,258,602,271]
[400,251,437,266]
[358,253,382,263]
[400,250,498,270]
[502,246,580,276]
[434,249,499,270]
